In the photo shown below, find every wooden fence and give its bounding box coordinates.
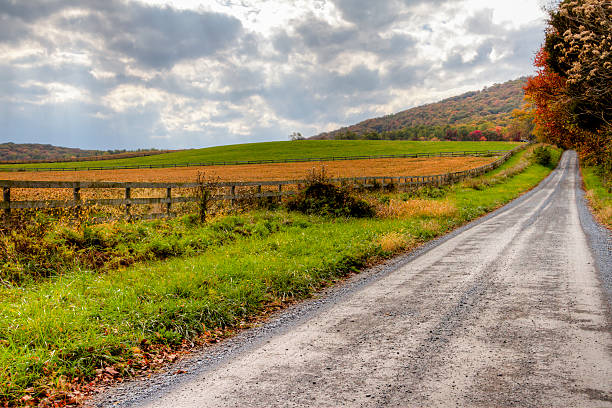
[0,149,517,173]
[0,145,525,219]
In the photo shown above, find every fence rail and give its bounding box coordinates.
[0,145,526,219]
[0,149,519,173]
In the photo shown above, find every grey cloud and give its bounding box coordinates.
[464,8,502,35]
[443,40,495,71]
[332,0,451,27]
[0,61,140,105]
[294,17,354,53]
[499,22,544,67]
[320,65,381,95]
[332,0,400,27]
[272,31,292,56]
[384,63,431,88]
[1,0,243,68]
[0,0,67,22]
[59,2,243,69]
[262,66,390,124]
[221,66,265,92]
[443,17,544,75]
[0,13,29,43]
[276,16,417,64]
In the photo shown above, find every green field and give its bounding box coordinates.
[0,144,559,405]
[0,140,521,170]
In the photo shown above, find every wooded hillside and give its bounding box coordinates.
[313,78,531,142]
[0,143,165,164]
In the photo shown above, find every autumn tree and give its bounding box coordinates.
[524,49,571,147]
[468,130,482,141]
[506,105,535,141]
[544,0,611,129]
[525,0,611,181]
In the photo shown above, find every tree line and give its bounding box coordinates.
[525,0,610,186]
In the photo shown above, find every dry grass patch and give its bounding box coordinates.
[419,219,443,233]
[585,189,612,228]
[377,199,457,219]
[377,231,414,253]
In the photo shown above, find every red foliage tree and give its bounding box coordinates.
[468,130,482,141]
[524,48,575,148]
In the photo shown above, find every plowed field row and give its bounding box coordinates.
[2,157,495,202]
[3,157,494,183]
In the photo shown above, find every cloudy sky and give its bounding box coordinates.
[0,0,548,150]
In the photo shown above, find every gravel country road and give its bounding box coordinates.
[94,151,612,407]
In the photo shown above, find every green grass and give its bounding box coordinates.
[487,145,531,176]
[0,140,521,170]
[0,213,294,285]
[581,165,612,228]
[0,145,556,405]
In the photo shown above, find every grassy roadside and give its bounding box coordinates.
[0,145,559,406]
[0,140,520,170]
[581,166,612,229]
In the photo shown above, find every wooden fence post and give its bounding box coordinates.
[125,187,131,219]
[3,187,9,216]
[230,185,236,206]
[166,187,172,216]
[277,184,282,203]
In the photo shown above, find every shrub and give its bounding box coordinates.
[532,146,552,166]
[286,182,375,218]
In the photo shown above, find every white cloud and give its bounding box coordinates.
[103,84,169,112]
[0,0,546,149]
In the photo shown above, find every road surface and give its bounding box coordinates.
[95,151,612,407]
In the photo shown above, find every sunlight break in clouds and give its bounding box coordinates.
[0,0,546,149]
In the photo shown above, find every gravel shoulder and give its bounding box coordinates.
[91,150,612,408]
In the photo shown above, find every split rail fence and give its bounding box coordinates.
[0,145,525,219]
[0,149,518,173]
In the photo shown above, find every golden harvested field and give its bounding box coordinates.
[2,157,495,202]
[2,156,494,183]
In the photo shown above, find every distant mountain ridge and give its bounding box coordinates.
[312,77,528,141]
[0,143,169,164]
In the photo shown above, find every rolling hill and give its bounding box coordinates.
[313,77,529,141]
[0,143,169,164]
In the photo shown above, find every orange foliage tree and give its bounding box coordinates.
[525,0,611,183]
[524,48,574,147]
